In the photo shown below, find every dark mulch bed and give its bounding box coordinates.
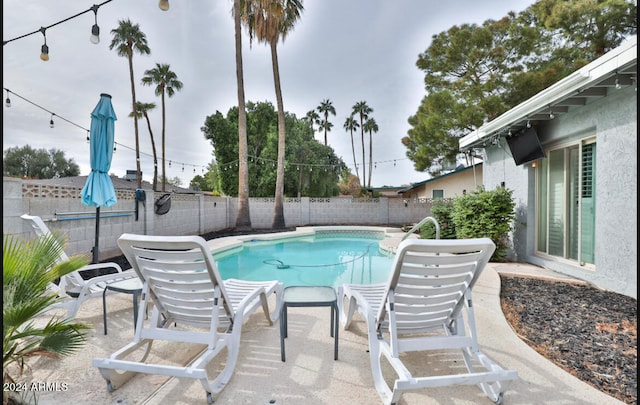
[500,276,637,405]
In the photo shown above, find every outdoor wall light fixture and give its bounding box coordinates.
[90,5,101,44]
[5,89,11,108]
[159,0,170,11]
[49,113,55,128]
[39,27,49,61]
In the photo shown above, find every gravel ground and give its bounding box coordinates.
[499,275,637,405]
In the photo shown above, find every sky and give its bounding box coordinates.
[3,0,535,189]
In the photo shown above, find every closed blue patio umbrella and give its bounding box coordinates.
[81,93,117,263]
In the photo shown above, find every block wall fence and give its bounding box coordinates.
[3,177,434,261]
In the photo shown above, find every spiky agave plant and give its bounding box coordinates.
[3,232,91,403]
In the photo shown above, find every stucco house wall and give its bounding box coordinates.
[400,164,483,201]
[474,39,637,298]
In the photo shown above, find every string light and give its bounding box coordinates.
[159,0,170,11]
[5,89,11,107]
[39,27,49,61]
[3,1,113,54]
[4,87,211,174]
[89,4,101,45]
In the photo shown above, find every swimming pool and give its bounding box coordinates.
[210,227,404,287]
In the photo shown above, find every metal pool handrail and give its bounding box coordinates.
[401,216,440,241]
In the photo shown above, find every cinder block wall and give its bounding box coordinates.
[3,177,434,261]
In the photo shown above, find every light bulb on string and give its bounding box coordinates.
[5,89,11,107]
[90,5,100,44]
[159,0,170,11]
[39,27,49,61]
[49,113,55,128]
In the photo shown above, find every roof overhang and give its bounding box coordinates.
[460,36,637,151]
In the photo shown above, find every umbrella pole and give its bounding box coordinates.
[93,207,100,264]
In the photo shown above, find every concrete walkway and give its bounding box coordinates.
[14,261,625,405]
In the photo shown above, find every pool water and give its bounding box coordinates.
[213,233,395,287]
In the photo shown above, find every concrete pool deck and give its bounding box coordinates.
[10,229,624,405]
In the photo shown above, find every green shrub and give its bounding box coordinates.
[421,199,457,239]
[3,232,91,404]
[450,186,515,261]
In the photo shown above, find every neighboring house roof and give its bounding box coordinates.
[397,163,483,194]
[17,175,197,194]
[460,36,637,150]
[372,185,406,197]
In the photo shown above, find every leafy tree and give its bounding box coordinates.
[3,145,80,179]
[531,0,637,58]
[317,99,336,145]
[159,175,182,187]
[202,101,344,198]
[3,232,90,403]
[129,101,158,190]
[338,171,361,196]
[363,116,378,188]
[232,0,252,231]
[189,174,210,191]
[110,19,151,189]
[404,3,636,175]
[242,0,304,229]
[343,115,360,184]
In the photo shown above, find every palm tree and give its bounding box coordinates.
[317,99,335,146]
[317,119,334,144]
[363,117,378,189]
[141,63,183,192]
[129,101,158,190]
[343,115,360,184]
[243,0,304,229]
[3,233,90,398]
[233,0,252,231]
[110,19,150,190]
[305,109,320,133]
[352,101,372,188]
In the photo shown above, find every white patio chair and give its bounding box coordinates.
[21,214,137,318]
[93,234,283,404]
[338,238,518,405]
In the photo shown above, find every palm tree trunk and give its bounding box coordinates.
[324,113,328,145]
[368,129,373,189]
[360,120,366,188]
[350,129,359,182]
[270,41,286,229]
[128,55,142,190]
[142,112,158,191]
[161,91,166,192]
[234,0,251,230]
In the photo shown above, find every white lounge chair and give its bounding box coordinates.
[339,238,518,405]
[93,234,284,404]
[21,214,137,318]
